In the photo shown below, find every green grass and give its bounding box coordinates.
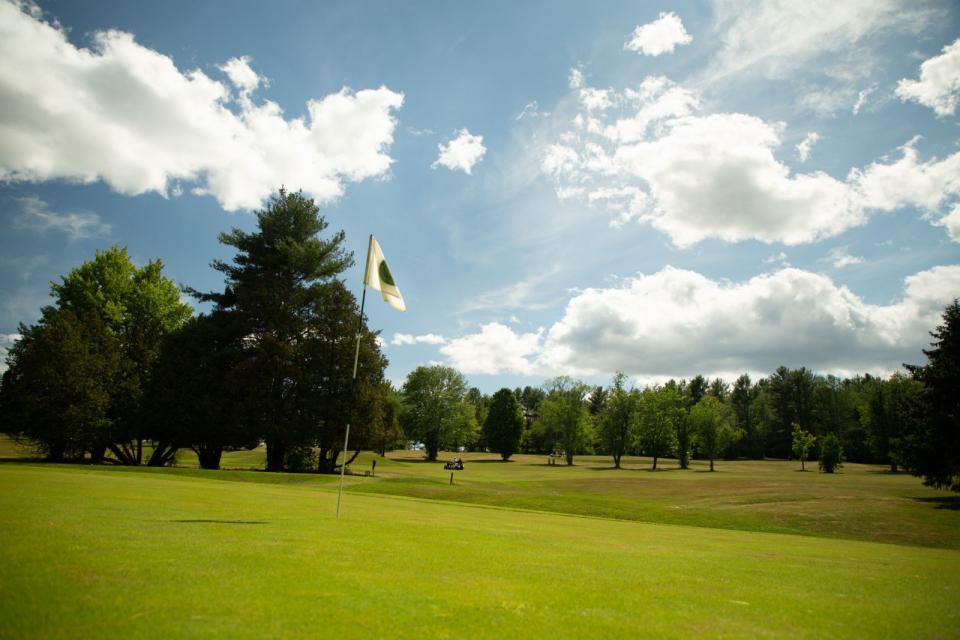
[1,463,958,639]
[347,451,960,550]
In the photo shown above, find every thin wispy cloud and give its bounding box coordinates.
[13,196,110,240]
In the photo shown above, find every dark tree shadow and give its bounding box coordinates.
[170,519,268,525]
[911,496,960,511]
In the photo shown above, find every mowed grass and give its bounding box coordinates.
[350,451,960,550]
[5,436,960,549]
[1,464,958,639]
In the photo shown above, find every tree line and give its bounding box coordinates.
[1,188,957,491]
[393,307,960,491]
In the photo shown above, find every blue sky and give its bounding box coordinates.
[1,0,959,392]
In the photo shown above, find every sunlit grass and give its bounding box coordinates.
[0,464,958,639]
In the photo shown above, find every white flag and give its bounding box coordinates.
[364,236,406,311]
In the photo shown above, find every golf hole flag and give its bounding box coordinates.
[364,235,406,311]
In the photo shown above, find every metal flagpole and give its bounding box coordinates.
[336,234,373,520]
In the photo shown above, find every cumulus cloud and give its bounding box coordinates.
[218,56,261,94]
[391,333,447,346]
[443,265,960,380]
[440,322,543,375]
[937,203,960,242]
[796,132,820,163]
[12,195,110,239]
[625,12,692,57]
[431,129,486,175]
[542,76,960,246]
[0,2,404,211]
[896,38,960,117]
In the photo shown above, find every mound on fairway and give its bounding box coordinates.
[1,464,958,639]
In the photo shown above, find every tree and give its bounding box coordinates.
[791,423,816,471]
[638,385,678,470]
[537,377,592,465]
[862,373,924,472]
[369,383,405,456]
[0,246,190,464]
[597,373,638,469]
[143,310,254,469]
[904,300,960,491]
[691,395,741,471]
[597,374,636,469]
[0,308,115,461]
[401,365,472,461]
[671,380,695,469]
[819,433,844,473]
[192,189,376,472]
[730,374,760,458]
[483,388,524,460]
[296,281,387,473]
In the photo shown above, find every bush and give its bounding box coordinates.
[819,433,844,473]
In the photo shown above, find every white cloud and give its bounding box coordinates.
[431,129,486,175]
[461,266,562,313]
[447,265,960,379]
[896,38,960,117]
[391,333,447,346]
[625,12,692,57]
[0,332,22,375]
[440,322,542,375]
[853,86,876,115]
[516,101,549,121]
[796,132,820,163]
[542,76,960,246]
[218,56,261,94]
[0,2,404,211]
[569,68,584,90]
[937,203,960,242]
[850,137,960,213]
[13,195,110,239]
[827,247,865,268]
[537,265,960,379]
[705,0,936,83]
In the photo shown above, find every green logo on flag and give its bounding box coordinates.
[379,260,395,287]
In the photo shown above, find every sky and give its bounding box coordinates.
[1,0,959,393]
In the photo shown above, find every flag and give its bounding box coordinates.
[364,235,406,311]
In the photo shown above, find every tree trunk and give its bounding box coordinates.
[266,437,285,472]
[613,453,622,469]
[652,456,658,470]
[565,452,574,465]
[147,441,178,466]
[194,445,222,470]
[710,457,715,472]
[89,442,107,464]
[136,437,143,465]
[801,457,805,471]
[890,461,898,473]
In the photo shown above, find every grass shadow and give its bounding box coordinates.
[170,519,269,525]
[911,496,960,511]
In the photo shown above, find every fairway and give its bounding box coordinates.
[1,463,959,639]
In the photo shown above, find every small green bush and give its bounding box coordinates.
[819,433,844,473]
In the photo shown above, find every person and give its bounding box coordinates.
[371,459,377,476]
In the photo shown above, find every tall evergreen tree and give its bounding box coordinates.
[192,189,382,472]
[904,300,960,491]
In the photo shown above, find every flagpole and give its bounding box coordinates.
[336,234,373,520]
